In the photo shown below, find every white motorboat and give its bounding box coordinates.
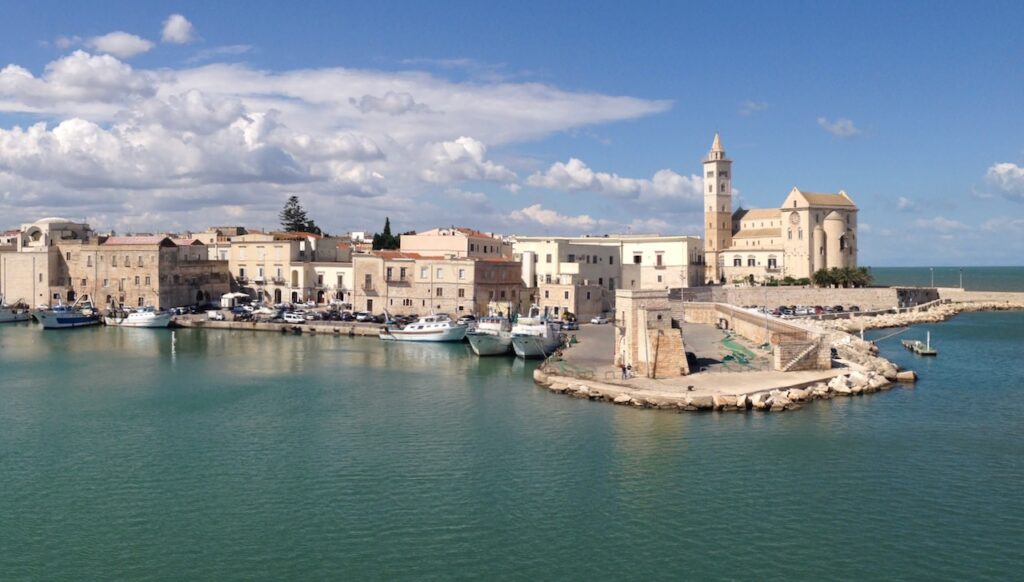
[379,314,468,342]
[511,307,562,359]
[0,295,32,323]
[35,301,101,329]
[104,306,173,328]
[466,316,513,356]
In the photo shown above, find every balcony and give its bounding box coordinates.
[236,276,249,284]
[271,276,285,285]
[253,276,265,285]
[361,282,377,295]
[386,276,411,286]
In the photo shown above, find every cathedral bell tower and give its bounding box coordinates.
[703,132,732,283]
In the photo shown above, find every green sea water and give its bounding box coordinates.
[868,266,1024,291]
[1,313,1022,580]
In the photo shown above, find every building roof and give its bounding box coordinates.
[796,190,856,208]
[270,231,323,240]
[171,238,204,246]
[369,250,444,261]
[732,228,781,239]
[100,235,174,246]
[734,208,781,221]
[711,132,723,152]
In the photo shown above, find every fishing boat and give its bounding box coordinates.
[511,307,562,359]
[35,300,101,329]
[0,295,32,323]
[466,315,513,356]
[104,306,173,328]
[379,314,468,342]
[902,331,937,356]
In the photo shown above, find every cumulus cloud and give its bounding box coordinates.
[510,204,608,230]
[527,158,702,202]
[162,14,195,44]
[350,91,429,115]
[896,196,915,211]
[914,216,968,233]
[739,100,768,116]
[817,116,861,138]
[420,136,516,184]
[985,162,1024,202]
[0,50,672,232]
[86,32,154,58]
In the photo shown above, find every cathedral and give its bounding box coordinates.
[702,133,858,284]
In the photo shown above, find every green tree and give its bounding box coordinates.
[279,195,320,233]
[812,268,834,287]
[372,217,400,250]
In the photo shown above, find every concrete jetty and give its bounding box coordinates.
[173,316,382,336]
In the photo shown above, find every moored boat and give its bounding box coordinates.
[511,307,562,359]
[0,294,32,323]
[104,306,173,328]
[466,316,513,356]
[35,301,101,329]
[379,314,468,342]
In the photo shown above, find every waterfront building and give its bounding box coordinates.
[193,226,251,261]
[0,229,18,247]
[400,226,512,258]
[0,218,229,308]
[352,251,524,316]
[511,234,705,319]
[228,232,354,304]
[703,133,859,284]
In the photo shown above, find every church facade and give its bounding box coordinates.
[702,134,858,284]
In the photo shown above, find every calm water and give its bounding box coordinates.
[1,314,1022,580]
[868,266,1024,291]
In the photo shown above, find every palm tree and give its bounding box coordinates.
[812,269,833,288]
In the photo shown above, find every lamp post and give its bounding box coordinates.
[959,268,963,290]
[930,267,934,288]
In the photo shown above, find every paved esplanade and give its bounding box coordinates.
[559,322,848,399]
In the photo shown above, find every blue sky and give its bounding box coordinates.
[1,0,1022,265]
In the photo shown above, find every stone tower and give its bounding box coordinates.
[703,133,732,283]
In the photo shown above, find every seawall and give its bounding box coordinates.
[174,317,382,336]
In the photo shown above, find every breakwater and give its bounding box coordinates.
[173,317,381,336]
[819,295,1024,332]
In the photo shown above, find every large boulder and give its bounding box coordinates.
[787,388,810,402]
[735,394,749,410]
[613,394,632,405]
[896,370,918,383]
[828,375,850,391]
[848,371,869,387]
[713,394,736,409]
[689,395,714,410]
[769,395,791,412]
[750,393,768,410]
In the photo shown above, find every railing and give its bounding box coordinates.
[271,277,285,285]
[386,277,411,285]
[236,276,249,284]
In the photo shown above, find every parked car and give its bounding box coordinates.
[563,320,579,331]
[207,310,225,321]
[590,315,609,324]
[832,305,844,313]
[355,311,374,322]
[283,312,305,324]
[848,305,861,312]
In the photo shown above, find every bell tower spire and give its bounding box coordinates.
[703,132,733,283]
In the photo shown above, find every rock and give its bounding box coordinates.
[848,371,869,386]
[769,396,791,412]
[549,384,567,393]
[613,394,632,404]
[689,395,714,410]
[533,369,549,384]
[851,385,864,395]
[713,394,736,409]
[750,393,768,410]
[828,375,850,391]
[881,363,899,380]
[735,394,749,410]
[573,386,591,398]
[834,385,852,396]
[787,388,809,402]
[868,376,888,390]
[896,370,918,383]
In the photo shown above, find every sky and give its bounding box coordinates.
[1,0,1023,266]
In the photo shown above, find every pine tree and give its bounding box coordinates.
[372,217,400,250]
[279,196,309,232]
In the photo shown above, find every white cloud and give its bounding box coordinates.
[420,136,516,184]
[896,196,915,211]
[914,216,968,233]
[739,100,767,116]
[527,158,702,203]
[510,203,608,230]
[985,162,1024,202]
[55,35,82,49]
[349,91,429,115]
[817,116,861,138]
[162,14,195,44]
[0,51,157,111]
[86,32,154,59]
[187,45,252,64]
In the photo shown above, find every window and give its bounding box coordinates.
[137,256,143,267]
[544,290,549,299]
[657,275,662,283]
[436,288,443,297]
[400,268,407,280]
[138,297,144,307]
[747,257,756,267]
[458,288,465,298]
[81,278,87,286]
[488,290,494,299]
[66,251,71,260]
[564,291,569,300]
[317,274,324,286]
[87,256,92,267]
[708,185,713,193]
[609,278,615,290]
[720,171,728,178]
[609,256,614,265]
[436,268,443,279]
[386,267,393,280]
[145,276,151,286]
[102,279,108,287]
[788,229,792,240]
[39,273,43,283]
[239,267,246,278]
[500,290,506,299]
[134,276,140,286]
[337,274,345,287]
[112,256,117,266]
[633,254,641,264]
[420,267,428,278]
[798,229,803,240]
[546,254,552,263]
[768,257,777,269]
[124,256,129,267]
[567,254,575,262]
[586,291,591,300]
[656,254,663,266]
[733,257,742,267]
[598,277,603,285]
[706,171,713,178]
[470,243,476,252]
[458,269,465,280]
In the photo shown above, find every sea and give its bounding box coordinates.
[1,271,1022,580]
[868,265,1024,291]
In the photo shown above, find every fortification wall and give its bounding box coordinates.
[674,286,939,310]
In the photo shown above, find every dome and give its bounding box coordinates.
[824,211,843,221]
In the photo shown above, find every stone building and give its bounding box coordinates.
[352,251,525,316]
[702,133,859,284]
[614,289,689,378]
[511,234,704,319]
[0,218,229,309]
[399,226,512,258]
[192,226,250,261]
[228,232,353,305]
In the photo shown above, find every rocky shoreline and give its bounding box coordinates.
[819,300,1024,332]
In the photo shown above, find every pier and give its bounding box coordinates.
[173,316,382,337]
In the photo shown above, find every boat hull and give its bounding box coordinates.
[35,311,100,329]
[512,335,561,359]
[379,325,468,342]
[467,331,512,356]
[0,309,32,323]
[104,313,173,328]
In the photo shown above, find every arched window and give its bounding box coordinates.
[747,255,756,267]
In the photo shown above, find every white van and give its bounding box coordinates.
[283,312,305,324]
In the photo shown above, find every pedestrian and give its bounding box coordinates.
[626,364,633,379]
[620,363,627,380]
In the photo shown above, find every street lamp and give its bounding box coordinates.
[930,267,934,288]
[959,268,964,289]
